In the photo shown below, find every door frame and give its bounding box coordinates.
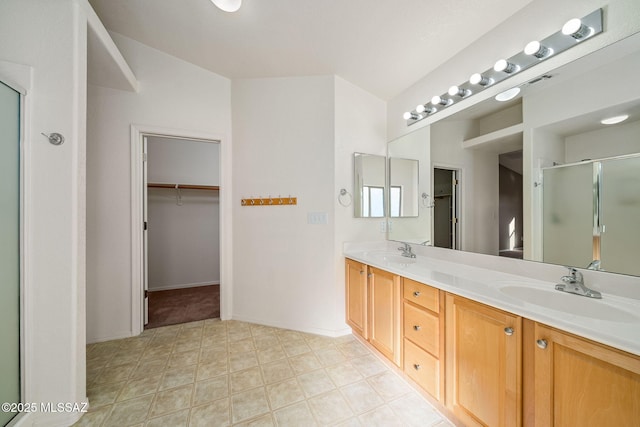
[130,124,230,336]
[432,165,462,250]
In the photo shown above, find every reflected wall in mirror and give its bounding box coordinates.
[387,126,431,244]
[389,158,419,218]
[353,153,386,218]
[388,31,640,276]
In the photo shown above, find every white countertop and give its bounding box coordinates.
[344,245,640,357]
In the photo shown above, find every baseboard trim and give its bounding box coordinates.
[231,314,352,338]
[148,281,220,292]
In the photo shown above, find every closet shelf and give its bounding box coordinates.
[148,183,219,191]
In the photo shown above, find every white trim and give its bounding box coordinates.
[130,124,231,336]
[148,281,220,292]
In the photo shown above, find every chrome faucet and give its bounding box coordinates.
[398,243,416,258]
[555,267,602,299]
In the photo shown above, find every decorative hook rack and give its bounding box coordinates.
[241,196,297,206]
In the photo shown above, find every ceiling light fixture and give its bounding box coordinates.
[600,114,629,125]
[469,73,493,86]
[211,0,242,12]
[562,18,592,40]
[524,40,553,59]
[448,85,471,98]
[403,111,420,121]
[494,59,519,74]
[495,87,521,102]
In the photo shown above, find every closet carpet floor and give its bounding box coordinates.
[78,319,455,427]
[147,285,220,329]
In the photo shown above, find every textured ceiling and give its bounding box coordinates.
[89,0,534,100]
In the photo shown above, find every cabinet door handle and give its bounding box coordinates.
[504,327,514,336]
[536,339,548,349]
[413,364,421,370]
[413,325,421,331]
[413,291,421,297]
[359,270,364,275]
[367,273,373,278]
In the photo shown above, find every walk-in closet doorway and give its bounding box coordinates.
[141,134,221,329]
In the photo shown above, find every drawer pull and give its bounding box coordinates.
[413,364,421,371]
[504,327,514,336]
[359,270,364,275]
[413,291,421,297]
[367,273,372,278]
[413,325,421,331]
[536,339,548,349]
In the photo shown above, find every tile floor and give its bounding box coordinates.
[76,319,455,426]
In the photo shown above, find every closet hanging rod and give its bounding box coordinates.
[147,183,220,191]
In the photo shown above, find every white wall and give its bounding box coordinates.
[0,0,87,425]
[388,0,640,141]
[565,120,640,162]
[147,137,220,291]
[87,33,231,342]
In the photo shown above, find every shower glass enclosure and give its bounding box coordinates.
[542,155,640,276]
[0,80,21,425]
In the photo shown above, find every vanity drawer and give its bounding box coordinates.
[404,338,440,400]
[403,279,439,313]
[403,302,439,356]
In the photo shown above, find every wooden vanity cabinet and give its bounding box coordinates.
[531,322,640,427]
[402,278,445,401]
[446,294,522,427]
[345,258,368,339]
[344,259,401,366]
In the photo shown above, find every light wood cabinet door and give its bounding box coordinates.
[345,259,368,339]
[368,266,401,366]
[532,322,640,427]
[446,294,522,427]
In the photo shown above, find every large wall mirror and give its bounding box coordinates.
[353,153,386,218]
[387,31,640,277]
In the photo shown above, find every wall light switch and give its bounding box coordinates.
[379,221,387,233]
[308,212,329,225]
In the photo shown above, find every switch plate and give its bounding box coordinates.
[308,212,329,225]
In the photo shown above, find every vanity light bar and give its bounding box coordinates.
[404,8,603,126]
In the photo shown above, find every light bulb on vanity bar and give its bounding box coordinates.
[403,111,419,120]
[469,73,493,86]
[524,40,552,59]
[431,95,452,107]
[562,18,592,40]
[494,59,519,74]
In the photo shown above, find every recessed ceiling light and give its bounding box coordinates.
[211,0,241,12]
[495,87,521,102]
[600,114,629,125]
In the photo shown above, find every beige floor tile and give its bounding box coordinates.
[231,387,270,423]
[288,352,321,374]
[351,355,387,378]
[260,359,295,384]
[250,324,278,336]
[314,347,348,367]
[367,371,412,401]
[142,344,174,361]
[257,345,286,364]
[199,346,227,364]
[253,334,280,350]
[337,341,369,358]
[307,390,353,425]
[357,405,397,427]
[149,384,194,418]
[273,401,318,427]
[229,337,256,354]
[102,394,154,427]
[93,362,137,385]
[265,378,305,410]
[117,374,162,402]
[277,330,305,342]
[281,340,311,357]
[201,334,226,348]
[297,369,335,398]
[233,413,275,427]
[197,359,228,381]
[106,349,146,367]
[325,362,364,387]
[229,351,258,372]
[388,393,443,427]
[87,381,126,408]
[131,356,169,380]
[193,375,229,406]
[341,381,384,414]
[189,398,230,427]
[146,408,190,427]
[230,366,264,393]
[333,418,362,427]
[159,365,197,390]
[72,405,112,427]
[305,335,335,351]
[228,329,252,342]
[174,337,203,352]
[168,349,200,368]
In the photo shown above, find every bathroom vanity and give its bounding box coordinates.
[344,244,640,427]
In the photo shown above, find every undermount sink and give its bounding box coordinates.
[498,284,638,323]
[368,251,417,266]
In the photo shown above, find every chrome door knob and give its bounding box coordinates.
[413,325,421,331]
[413,364,421,370]
[504,327,514,336]
[413,291,421,297]
[536,339,548,349]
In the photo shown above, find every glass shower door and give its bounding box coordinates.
[542,163,594,268]
[0,80,21,426]
[600,156,640,276]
